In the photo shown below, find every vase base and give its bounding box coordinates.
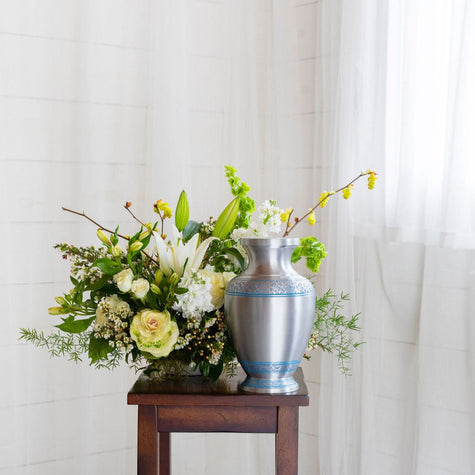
[239,376,299,394]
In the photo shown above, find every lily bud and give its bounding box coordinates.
[54,296,66,305]
[96,229,110,245]
[48,306,65,315]
[175,190,190,232]
[129,241,143,253]
[212,197,240,240]
[150,283,161,295]
[139,230,150,240]
[155,270,163,285]
[111,245,122,257]
[169,272,180,286]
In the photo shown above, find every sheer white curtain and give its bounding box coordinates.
[317,1,475,474]
[2,1,319,474]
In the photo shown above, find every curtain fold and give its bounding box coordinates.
[318,1,475,474]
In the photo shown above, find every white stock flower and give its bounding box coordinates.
[131,278,150,299]
[231,200,285,238]
[172,271,214,320]
[113,268,134,292]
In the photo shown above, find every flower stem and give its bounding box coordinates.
[283,171,372,236]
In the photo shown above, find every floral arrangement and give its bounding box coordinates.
[20,166,377,381]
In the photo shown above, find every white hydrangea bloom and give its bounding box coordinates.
[173,271,214,320]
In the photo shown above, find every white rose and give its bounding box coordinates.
[107,294,123,311]
[95,294,127,327]
[198,269,236,308]
[131,278,150,299]
[113,268,134,292]
[95,306,108,327]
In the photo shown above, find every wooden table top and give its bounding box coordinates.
[127,367,309,407]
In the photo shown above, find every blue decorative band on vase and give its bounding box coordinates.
[225,278,313,297]
[240,376,299,393]
[238,360,301,393]
[240,359,300,375]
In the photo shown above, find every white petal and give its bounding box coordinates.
[187,237,216,275]
[153,231,173,275]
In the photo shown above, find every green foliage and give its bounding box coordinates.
[306,289,363,374]
[88,335,113,363]
[291,237,327,273]
[225,165,256,229]
[55,315,95,334]
[19,328,131,370]
[199,360,223,385]
[19,327,89,362]
[93,257,122,275]
[54,243,103,277]
[204,239,246,273]
[182,220,202,242]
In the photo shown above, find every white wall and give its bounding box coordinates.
[1,1,324,474]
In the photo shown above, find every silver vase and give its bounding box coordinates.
[224,238,315,393]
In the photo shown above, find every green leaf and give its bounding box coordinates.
[145,291,159,309]
[212,197,240,240]
[290,247,302,263]
[85,274,109,291]
[55,315,95,334]
[139,350,159,360]
[182,220,202,242]
[174,287,189,295]
[110,226,120,246]
[208,362,224,384]
[199,361,210,378]
[175,190,190,232]
[93,257,122,275]
[224,247,246,271]
[140,232,152,249]
[88,335,113,363]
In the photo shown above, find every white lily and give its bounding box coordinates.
[153,227,215,278]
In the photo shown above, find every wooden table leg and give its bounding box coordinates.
[138,405,158,475]
[159,432,170,475]
[275,406,299,475]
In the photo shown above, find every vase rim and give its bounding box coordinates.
[240,237,300,247]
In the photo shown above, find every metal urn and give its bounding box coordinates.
[224,238,315,394]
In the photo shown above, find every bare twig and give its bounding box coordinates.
[123,203,147,228]
[61,206,159,266]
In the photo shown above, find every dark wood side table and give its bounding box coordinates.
[127,367,309,475]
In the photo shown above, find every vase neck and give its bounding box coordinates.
[242,239,298,276]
